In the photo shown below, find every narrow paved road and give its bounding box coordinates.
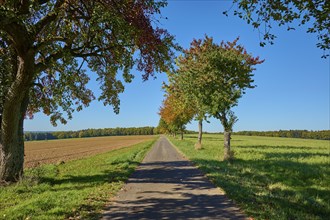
[102,137,247,220]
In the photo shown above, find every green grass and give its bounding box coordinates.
[0,139,156,220]
[169,134,330,220]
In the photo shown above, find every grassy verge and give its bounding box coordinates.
[0,139,156,220]
[169,134,329,220]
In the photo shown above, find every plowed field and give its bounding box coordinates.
[24,135,154,168]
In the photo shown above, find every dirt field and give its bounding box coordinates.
[24,135,155,168]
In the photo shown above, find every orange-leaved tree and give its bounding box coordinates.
[159,91,195,140]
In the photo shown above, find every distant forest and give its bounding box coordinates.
[24,127,157,141]
[24,128,329,141]
[234,130,330,140]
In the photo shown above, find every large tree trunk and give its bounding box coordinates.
[0,53,34,183]
[195,119,203,150]
[223,131,231,160]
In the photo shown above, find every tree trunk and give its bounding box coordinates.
[223,131,231,160]
[0,53,34,183]
[180,130,183,140]
[195,119,203,149]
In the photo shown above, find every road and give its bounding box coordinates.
[102,136,247,220]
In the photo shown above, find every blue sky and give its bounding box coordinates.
[25,1,329,132]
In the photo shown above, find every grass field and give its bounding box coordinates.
[169,134,329,220]
[24,135,154,167]
[0,138,156,219]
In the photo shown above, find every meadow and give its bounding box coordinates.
[169,134,329,220]
[0,138,156,219]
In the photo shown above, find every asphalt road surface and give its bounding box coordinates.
[102,136,247,220]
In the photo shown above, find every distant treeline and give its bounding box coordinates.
[234,130,330,140]
[24,127,157,141]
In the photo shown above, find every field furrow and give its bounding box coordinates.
[24,135,154,168]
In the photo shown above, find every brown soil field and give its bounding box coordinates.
[24,135,155,168]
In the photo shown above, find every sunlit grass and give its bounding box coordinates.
[0,139,156,220]
[169,134,330,220]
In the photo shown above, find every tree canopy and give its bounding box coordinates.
[0,0,177,125]
[175,36,263,131]
[169,35,263,160]
[226,0,330,57]
[0,0,177,182]
[159,91,195,139]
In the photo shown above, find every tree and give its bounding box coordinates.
[156,118,170,135]
[168,42,216,149]
[176,36,263,160]
[166,68,206,148]
[0,0,177,182]
[159,92,194,140]
[225,0,330,57]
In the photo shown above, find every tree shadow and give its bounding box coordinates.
[264,151,329,160]
[236,145,328,150]
[37,160,141,187]
[103,194,246,220]
[102,160,247,219]
[191,155,330,219]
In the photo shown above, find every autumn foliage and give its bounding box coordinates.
[0,0,177,182]
[160,35,263,160]
[159,92,195,139]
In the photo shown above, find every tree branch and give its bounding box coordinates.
[35,47,68,72]
[16,0,30,15]
[34,0,67,34]
[0,9,31,55]
[34,36,70,51]
[33,82,44,91]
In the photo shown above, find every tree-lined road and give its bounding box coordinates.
[102,137,247,219]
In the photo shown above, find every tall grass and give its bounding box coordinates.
[0,139,155,219]
[170,134,329,220]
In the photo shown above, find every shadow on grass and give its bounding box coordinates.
[39,163,141,189]
[236,145,328,150]
[192,155,330,219]
[21,161,143,219]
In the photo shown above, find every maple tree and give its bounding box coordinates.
[0,0,177,182]
[175,36,263,160]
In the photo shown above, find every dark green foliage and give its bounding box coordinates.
[24,126,157,141]
[226,0,330,57]
[235,130,330,140]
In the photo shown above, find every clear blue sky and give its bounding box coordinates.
[25,1,329,132]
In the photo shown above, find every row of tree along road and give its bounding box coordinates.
[159,36,263,160]
[1,0,328,183]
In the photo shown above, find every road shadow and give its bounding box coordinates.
[102,160,246,220]
[103,194,244,219]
